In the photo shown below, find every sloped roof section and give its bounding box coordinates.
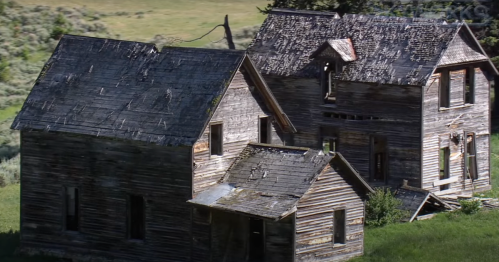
[249,10,462,85]
[310,39,356,62]
[189,143,332,220]
[438,29,488,66]
[11,35,246,146]
[395,184,453,222]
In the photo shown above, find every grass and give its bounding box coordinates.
[351,210,499,262]
[15,0,269,47]
[0,105,22,123]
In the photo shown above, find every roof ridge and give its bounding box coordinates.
[270,8,340,17]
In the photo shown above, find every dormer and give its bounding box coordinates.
[310,39,356,104]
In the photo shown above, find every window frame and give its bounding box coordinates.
[464,67,475,104]
[464,132,478,180]
[209,122,223,156]
[63,186,80,232]
[439,147,450,191]
[439,69,450,109]
[322,60,342,105]
[258,116,271,144]
[333,208,346,246]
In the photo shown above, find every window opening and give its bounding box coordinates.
[333,209,346,245]
[323,62,339,104]
[371,136,387,182]
[65,187,79,231]
[465,67,475,104]
[259,117,270,144]
[439,147,450,190]
[322,137,337,155]
[439,70,450,108]
[210,123,223,156]
[464,132,478,180]
[128,195,145,240]
[249,218,264,262]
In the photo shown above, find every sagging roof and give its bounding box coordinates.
[189,144,332,220]
[248,9,496,85]
[189,144,373,220]
[11,35,295,146]
[395,184,454,222]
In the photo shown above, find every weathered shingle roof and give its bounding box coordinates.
[249,9,466,85]
[11,35,246,146]
[189,144,331,220]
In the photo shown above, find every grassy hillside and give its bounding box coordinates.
[15,0,268,47]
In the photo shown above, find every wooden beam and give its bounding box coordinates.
[433,176,459,187]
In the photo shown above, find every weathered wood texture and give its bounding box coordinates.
[422,67,490,194]
[295,164,364,262]
[264,75,422,187]
[438,31,488,66]
[192,69,283,195]
[210,211,294,262]
[20,131,193,261]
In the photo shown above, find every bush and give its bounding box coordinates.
[459,199,482,215]
[365,188,407,227]
[0,153,20,187]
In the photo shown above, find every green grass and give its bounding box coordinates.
[351,210,499,262]
[15,0,268,47]
[0,105,22,123]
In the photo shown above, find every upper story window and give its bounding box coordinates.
[323,61,342,104]
[439,67,476,109]
[259,116,270,144]
[210,123,223,156]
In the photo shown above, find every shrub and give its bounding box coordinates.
[459,199,482,215]
[0,153,20,187]
[365,188,407,227]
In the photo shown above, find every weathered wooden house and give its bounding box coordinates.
[248,9,499,196]
[11,34,371,262]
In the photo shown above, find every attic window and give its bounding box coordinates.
[323,61,343,104]
[465,67,475,104]
[210,123,223,156]
[259,116,271,144]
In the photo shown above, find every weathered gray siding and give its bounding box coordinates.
[192,69,283,195]
[264,75,422,187]
[422,67,491,195]
[295,164,364,262]
[20,131,193,261]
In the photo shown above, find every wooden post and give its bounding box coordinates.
[223,15,235,50]
[494,76,499,117]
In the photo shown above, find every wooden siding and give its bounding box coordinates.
[422,67,491,194]
[192,69,283,195]
[210,211,294,262]
[295,164,364,262]
[19,131,193,262]
[264,75,422,187]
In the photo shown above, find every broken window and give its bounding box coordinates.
[323,61,342,104]
[128,195,145,240]
[439,147,450,190]
[370,136,387,183]
[464,132,478,180]
[65,187,79,231]
[333,209,346,245]
[465,67,475,104]
[322,137,337,155]
[249,218,264,262]
[210,123,223,156]
[439,70,450,108]
[259,117,270,144]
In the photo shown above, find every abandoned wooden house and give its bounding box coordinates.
[11,34,371,262]
[248,8,499,196]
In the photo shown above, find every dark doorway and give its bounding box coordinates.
[249,218,264,262]
[370,136,387,183]
[128,195,145,240]
[65,187,79,231]
[259,117,270,144]
[333,209,346,244]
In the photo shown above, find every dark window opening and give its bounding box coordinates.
[210,123,223,156]
[259,117,270,144]
[323,61,341,104]
[439,70,450,108]
[465,67,475,104]
[323,137,337,155]
[249,218,264,262]
[65,187,79,231]
[128,195,145,240]
[465,132,478,180]
[371,136,387,183]
[333,209,346,245]
[439,147,450,191]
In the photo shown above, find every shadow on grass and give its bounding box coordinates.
[0,230,60,262]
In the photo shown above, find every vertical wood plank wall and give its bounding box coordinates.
[422,67,491,194]
[192,68,283,195]
[20,131,193,261]
[264,75,422,187]
[295,164,364,262]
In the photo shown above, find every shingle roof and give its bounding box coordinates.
[248,9,465,85]
[11,35,246,146]
[189,143,332,220]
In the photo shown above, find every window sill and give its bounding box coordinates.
[320,104,337,109]
[439,104,473,111]
[333,243,346,248]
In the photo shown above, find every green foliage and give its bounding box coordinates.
[458,199,482,214]
[365,188,407,227]
[50,25,69,40]
[0,154,19,187]
[0,57,9,82]
[0,1,5,15]
[351,210,499,262]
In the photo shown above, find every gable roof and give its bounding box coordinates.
[188,143,372,220]
[310,39,356,62]
[395,184,454,222]
[248,9,496,86]
[11,35,294,146]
